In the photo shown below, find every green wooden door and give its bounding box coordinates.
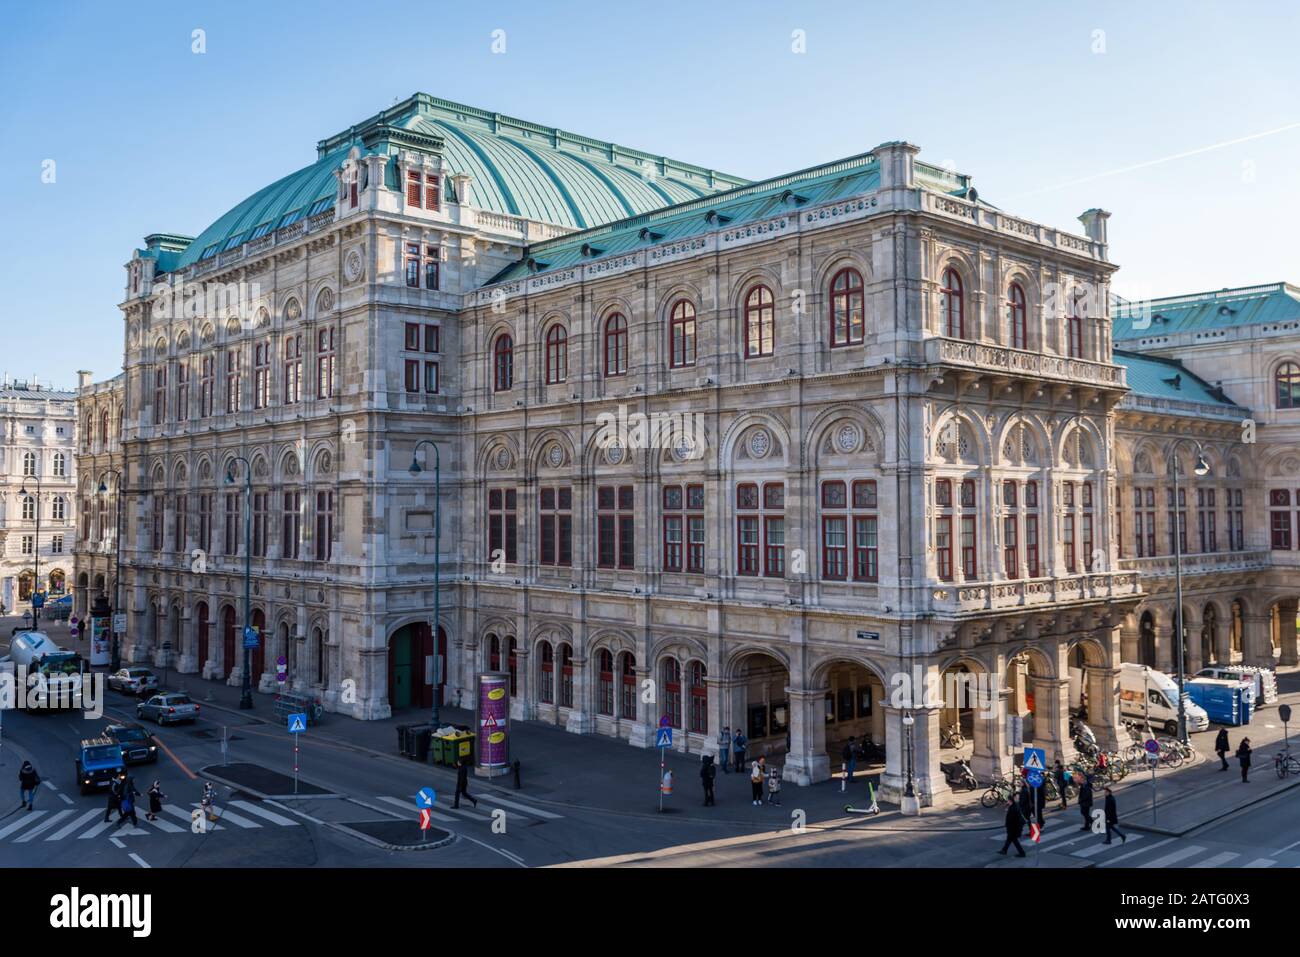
[392,630,412,710]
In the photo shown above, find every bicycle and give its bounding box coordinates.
[1275,748,1300,779]
[940,724,965,750]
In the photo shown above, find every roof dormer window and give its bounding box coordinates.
[406,169,440,211]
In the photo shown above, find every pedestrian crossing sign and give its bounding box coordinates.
[1022,747,1046,772]
[287,712,308,733]
[656,727,672,748]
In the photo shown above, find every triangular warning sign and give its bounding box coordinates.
[483,713,498,731]
[1023,750,1045,771]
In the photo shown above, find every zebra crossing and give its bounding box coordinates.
[371,790,564,826]
[987,825,1300,868]
[0,800,302,846]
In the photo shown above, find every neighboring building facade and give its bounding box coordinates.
[71,371,126,621]
[0,380,77,615]
[78,93,1297,805]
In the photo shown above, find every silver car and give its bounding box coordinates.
[136,692,200,725]
[108,668,159,696]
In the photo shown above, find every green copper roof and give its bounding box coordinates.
[1113,282,1300,340]
[1112,349,1242,408]
[487,153,882,284]
[169,94,747,271]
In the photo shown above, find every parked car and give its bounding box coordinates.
[103,723,159,764]
[75,738,125,795]
[43,596,73,621]
[136,692,200,726]
[108,667,159,696]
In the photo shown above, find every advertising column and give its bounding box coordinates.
[89,605,112,667]
[476,672,510,778]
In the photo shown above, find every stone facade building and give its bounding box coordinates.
[73,94,1297,804]
[1,379,77,615]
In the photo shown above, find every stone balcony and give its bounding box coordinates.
[924,336,1128,389]
[929,570,1141,615]
[1119,550,1272,578]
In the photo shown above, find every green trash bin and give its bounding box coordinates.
[453,732,475,766]
[430,734,449,766]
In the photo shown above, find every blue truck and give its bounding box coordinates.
[1184,677,1253,727]
[75,737,126,795]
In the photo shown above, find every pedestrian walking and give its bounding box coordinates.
[454,755,478,808]
[1034,778,1046,827]
[201,781,218,822]
[750,756,765,806]
[103,775,123,823]
[1077,775,1095,831]
[1236,737,1252,783]
[1053,760,1069,810]
[998,798,1027,857]
[1102,786,1126,844]
[146,781,166,822]
[1017,782,1033,825]
[717,726,732,774]
[700,754,717,807]
[1215,728,1230,771]
[733,730,747,773]
[17,761,40,810]
[766,766,782,806]
[841,737,858,791]
[116,776,140,828]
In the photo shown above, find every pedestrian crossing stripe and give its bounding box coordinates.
[0,800,303,844]
[373,793,561,823]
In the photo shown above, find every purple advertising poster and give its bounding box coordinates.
[477,672,510,770]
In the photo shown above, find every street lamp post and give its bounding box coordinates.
[1169,442,1210,746]
[225,457,254,710]
[97,470,124,671]
[409,439,441,726]
[18,473,42,627]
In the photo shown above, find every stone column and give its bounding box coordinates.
[1242,612,1274,667]
[1119,618,1140,665]
[1085,665,1121,750]
[1181,606,1203,677]
[513,646,534,721]
[911,704,944,808]
[564,654,592,734]
[879,704,907,804]
[628,664,653,748]
[705,675,727,761]
[1278,600,1299,667]
[783,687,828,785]
[1030,675,1072,763]
[971,678,1011,784]
[1154,608,1174,673]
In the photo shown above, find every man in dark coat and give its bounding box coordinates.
[1053,760,1069,810]
[998,799,1026,857]
[1215,728,1230,771]
[1017,783,1033,824]
[1077,775,1095,831]
[700,754,716,806]
[1237,738,1252,783]
[102,774,123,823]
[453,756,478,809]
[18,761,40,810]
[1102,787,1126,845]
[1034,779,1046,827]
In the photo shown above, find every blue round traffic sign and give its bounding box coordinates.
[1144,738,1160,754]
[417,787,437,809]
[1026,769,1043,788]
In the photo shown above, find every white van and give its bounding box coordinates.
[1119,663,1210,735]
[1195,665,1276,705]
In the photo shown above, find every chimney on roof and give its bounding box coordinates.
[77,370,93,390]
[1078,208,1110,245]
[873,141,920,192]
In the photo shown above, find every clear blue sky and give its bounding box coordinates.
[2,0,1297,389]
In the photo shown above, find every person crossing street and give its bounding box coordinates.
[1102,787,1126,845]
[1215,728,1231,771]
[1077,775,1095,831]
[17,761,40,811]
[998,798,1027,857]
[700,754,717,806]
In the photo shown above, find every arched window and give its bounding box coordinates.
[22,496,35,521]
[744,285,775,358]
[661,658,682,728]
[620,652,637,719]
[669,300,696,368]
[941,268,965,338]
[99,411,110,444]
[1066,289,1085,358]
[488,634,501,671]
[597,648,614,715]
[538,641,554,703]
[52,496,66,521]
[603,313,628,377]
[829,267,864,347]
[53,452,66,477]
[153,364,167,424]
[559,643,574,708]
[1276,361,1300,409]
[688,661,708,734]
[493,334,514,392]
[1007,283,1027,350]
[506,636,518,695]
[22,452,36,477]
[314,626,326,686]
[545,324,568,384]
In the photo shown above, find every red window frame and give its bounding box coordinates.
[603,313,628,377]
[597,485,635,570]
[960,514,977,579]
[829,267,864,347]
[539,642,554,704]
[689,661,708,734]
[1271,489,1292,550]
[494,334,513,392]
[487,488,518,564]
[661,659,682,728]
[538,486,573,567]
[662,484,704,573]
[1008,283,1027,350]
[669,300,697,368]
[936,516,953,581]
[597,649,614,716]
[941,268,964,339]
[405,242,421,287]
[545,324,568,384]
[406,170,422,208]
[313,490,334,562]
[620,653,636,719]
[743,285,775,358]
[559,644,574,709]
